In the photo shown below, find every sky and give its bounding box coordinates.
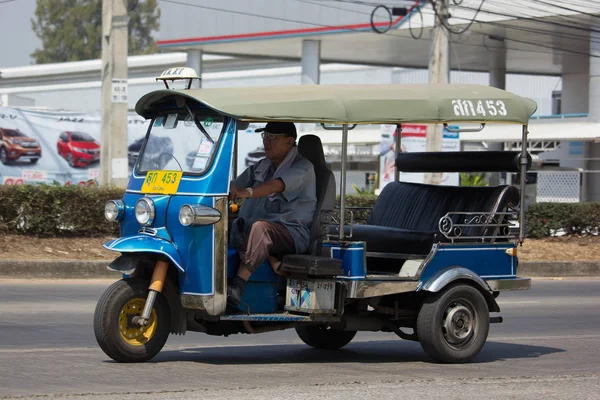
[0,0,40,68]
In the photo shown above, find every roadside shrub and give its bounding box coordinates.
[0,184,123,237]
[526,202,600,238]
[2,184,598,239]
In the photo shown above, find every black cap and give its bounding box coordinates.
[255,122,297,139]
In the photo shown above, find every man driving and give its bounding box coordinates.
[228,122,317,308]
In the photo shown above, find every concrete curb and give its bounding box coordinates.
[518,261,600,277]
[0,260,116,279]
[0,260,599,279]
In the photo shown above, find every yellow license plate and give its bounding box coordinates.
[141,170,182,194]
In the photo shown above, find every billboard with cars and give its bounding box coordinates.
[0,106,269,186]
[0,106,149,186]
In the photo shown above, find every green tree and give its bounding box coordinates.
[31,0,160,64]
[459,172,488,186]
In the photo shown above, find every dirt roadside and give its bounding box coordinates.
[1,234,600,262]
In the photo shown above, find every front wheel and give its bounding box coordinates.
[296,325,356,350]
[94,278,171,363]
[417,284,489,363]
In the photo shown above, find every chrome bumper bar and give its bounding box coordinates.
[486,278,531,291]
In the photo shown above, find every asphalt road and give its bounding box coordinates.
[1,278,599,399]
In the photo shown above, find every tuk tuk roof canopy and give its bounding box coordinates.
[135,84,537,125]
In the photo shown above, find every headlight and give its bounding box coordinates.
[179,204,221,226]
[179,205,195,226]
[135,197,155,226]
[104,200,124,222]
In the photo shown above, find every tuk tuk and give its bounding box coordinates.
[94,67,536,364]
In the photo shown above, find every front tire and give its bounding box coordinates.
[94,278,171,363]
[417,284,489,363]
[296,325,356,350]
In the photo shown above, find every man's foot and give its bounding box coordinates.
[226,276,247,309]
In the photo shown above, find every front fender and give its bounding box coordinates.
[103,235,185,273]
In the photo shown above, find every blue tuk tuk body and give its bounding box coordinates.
[94,70,535,364]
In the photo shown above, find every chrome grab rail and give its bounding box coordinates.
[438,211,519,242]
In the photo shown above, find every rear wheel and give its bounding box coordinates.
[417,284,489,363]
[296,325,356,350]
[94,278,171,363]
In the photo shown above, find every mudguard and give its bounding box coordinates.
[419,267,500,312]
[103,235,185,273]
[420,267,491,293]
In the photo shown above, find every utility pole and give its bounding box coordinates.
[425,0,449,185]
[101,0,129,187]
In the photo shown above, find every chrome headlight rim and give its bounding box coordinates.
[135,197,155,226]
[104,200,125,222]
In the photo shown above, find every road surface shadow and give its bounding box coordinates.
[148,340,564,365]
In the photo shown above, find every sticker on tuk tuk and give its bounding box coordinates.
[192,156,209,171]
[197,138,213,155]
[141,170,182,194]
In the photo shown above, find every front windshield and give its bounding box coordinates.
[138,111,225,175]
[70,132,95,142]
[5,129,25,137]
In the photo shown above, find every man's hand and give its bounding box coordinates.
[229,185,251,201]
[228,183,239,201]
[229,179,284,201]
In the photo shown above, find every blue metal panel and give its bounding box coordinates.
[419,243,517,285]
[169,195,217,295]
[109,119,237,296]
[226,248,279,313]
[103,235,185,273]
[119,192,142,238]
[322,241,366,279]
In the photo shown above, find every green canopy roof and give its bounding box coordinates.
[135,84,537,125]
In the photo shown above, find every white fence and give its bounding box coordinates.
[536,171,581,203]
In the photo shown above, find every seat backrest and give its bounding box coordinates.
[469,185,520,240]
[298,134,336,254]
[369,181,519,240]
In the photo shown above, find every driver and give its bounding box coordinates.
[227,122,316,308]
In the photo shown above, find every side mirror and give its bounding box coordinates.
[236,120,250,131]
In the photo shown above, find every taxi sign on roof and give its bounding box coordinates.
[156,67,201,89]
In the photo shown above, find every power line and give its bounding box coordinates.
[158,0,600,59]
[160,0,398,33]
[456,0,600,34]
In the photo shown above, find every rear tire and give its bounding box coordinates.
[417,284,489,363]
[296,325,356,350]
[94,278,171,363]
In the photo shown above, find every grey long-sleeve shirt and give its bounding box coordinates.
[232,151,316,254]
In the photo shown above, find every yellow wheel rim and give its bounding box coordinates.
[118,297,157,346]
